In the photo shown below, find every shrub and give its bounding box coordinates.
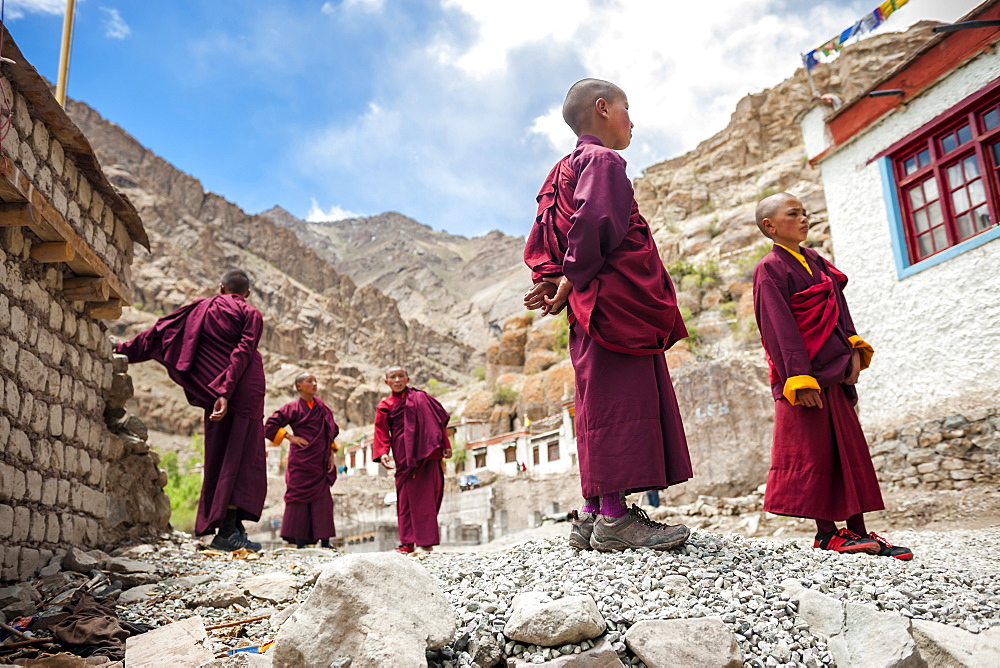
[473,366,486,381]
[158,437,204,533]
[492,385,518,406]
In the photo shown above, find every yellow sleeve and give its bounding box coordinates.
[848,335,874,371]
[330,442,339,453]
[271,427,287,447]
[783,375,821,405]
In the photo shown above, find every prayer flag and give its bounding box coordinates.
[803,0,906,70]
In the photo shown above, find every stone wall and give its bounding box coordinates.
[0,30,169,583]
[871,406,1000,491]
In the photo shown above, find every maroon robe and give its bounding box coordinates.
[753,246,884,520]
[116,293,267,535]
[373,388,450,547]
[265,397,339,543]
[524,135,692,498]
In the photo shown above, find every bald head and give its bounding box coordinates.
[220,268,251,297]
[385,365,407,379]
[294,371,314,386]
[562,78,624,136]
[755,192,797,238]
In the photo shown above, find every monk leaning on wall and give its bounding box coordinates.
[752,192,912,560]
[114,269,267,552]
[373,366,451,554]
[523,78,692,552]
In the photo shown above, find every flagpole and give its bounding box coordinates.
[802,54,819,98]
[55,0,77,106]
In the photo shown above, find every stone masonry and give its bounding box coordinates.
[871,406,1000,491]
[0,28,169,583]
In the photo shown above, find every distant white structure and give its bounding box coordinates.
[799,2,1000,431]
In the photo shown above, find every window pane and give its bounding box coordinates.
[951,186,970,212]
[908,186,925,208]
[968,178,986,205]
[932,226,948,250]
[918,149,930,167]
[957,124,972,145]
[993,142,1000,164]
[928,201,943,225]
[904,157,917,175]
[942,134,957,154]
[963,155,980,177]
[946,162,963,185]
[974,204,991,232]
[917,233,932,257]
[924,177,939,201]
[985,108,1000,131]
[914,209,929,232]
[957,212,974,239]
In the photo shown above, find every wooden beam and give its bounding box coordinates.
[30,241,74,263]
[63,276,109,301]
[0,202,36,227]
[86,298,122,320]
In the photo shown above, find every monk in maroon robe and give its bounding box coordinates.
[115,269,266,552]
[753,193,911,560]
[523,79,691,552]
[265,372,339,548]
[373,366,451,553]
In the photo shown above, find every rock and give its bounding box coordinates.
[244,573,297,604]
[167,574,217,588]
[188,584,250,609]
[118,584,158,606]
[469,633,504,667]
[911,619,1000,667]
[624,618,743,668]
[270,553,456,667]
[506,638,624,667]
[789,586,844,638]
[199,654,273,667]
[125,616,214,668]
[503,592,605,647]
[269,604,299,631]
[62,547,101,573]
[0,584,40,607]
[827,603,922,668]
[103,557,157,573]
[659,575,693,594]
[117,572,162,589]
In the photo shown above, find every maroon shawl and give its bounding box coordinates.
[265,397,339,502]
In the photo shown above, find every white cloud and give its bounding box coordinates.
[5,0,64,19]
[322,0,384,16]
[101,7,131,39]
[320,2,335,15]
[306,198,361,222]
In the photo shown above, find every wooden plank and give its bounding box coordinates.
[30,241,74,263]
[86,298,123,320]
[0,202,35,227]
[63,276,109,301]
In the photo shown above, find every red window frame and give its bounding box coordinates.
[890,83,1000,264]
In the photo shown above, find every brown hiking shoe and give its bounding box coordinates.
[589,505,690,552]
[568,510,596,550]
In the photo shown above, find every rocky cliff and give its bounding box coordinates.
[65,102,476,432]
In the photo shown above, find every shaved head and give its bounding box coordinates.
[385,365,407,378]
[294,371,314,386]
[755,192,797,237]
[562,78,624,135]
[220,268,251,296]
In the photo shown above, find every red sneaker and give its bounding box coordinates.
[814,528,881,554]
[869,532,914,561]
[393,544,414,554]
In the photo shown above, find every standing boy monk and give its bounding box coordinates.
[265,372,339,549]
[115,269,266,552]
[523,78,692,552]
[373,366,451,554]
[753,192,912,559]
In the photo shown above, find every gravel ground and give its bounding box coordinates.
[111,525,1000,667]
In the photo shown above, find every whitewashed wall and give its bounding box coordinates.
[815,50,1000,432]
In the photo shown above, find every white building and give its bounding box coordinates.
[799,1,1000,431]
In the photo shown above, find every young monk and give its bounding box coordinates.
[373,366,451,553]
[115,269,266,552]
[265,372,339,549]
[523,79,692,552]
[753,192,912,560]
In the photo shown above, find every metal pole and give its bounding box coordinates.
[55,0,76,106]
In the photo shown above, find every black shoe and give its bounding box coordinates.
[869,532,913,561]
[210,529,261,552]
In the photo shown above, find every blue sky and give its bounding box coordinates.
[6,0,981,238]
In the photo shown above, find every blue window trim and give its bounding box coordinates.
[878,156,1000,279]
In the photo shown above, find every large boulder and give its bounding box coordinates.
[827,603,923,668]
[503,592,605,647]
[270,553,456,667]
[911,620,1000,667]
[506,638,624,667]
[624,618,743,668]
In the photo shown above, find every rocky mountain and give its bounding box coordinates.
[260,207,528,353]
[65,101,477,432]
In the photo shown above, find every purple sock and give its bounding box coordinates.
[580,497,599,514]
[600,493,628,519]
